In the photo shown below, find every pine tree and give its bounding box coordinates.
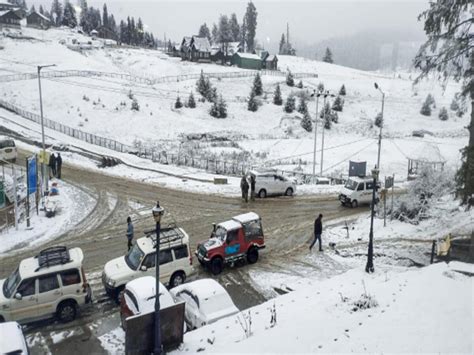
[50,0,62,26]
[244,1,257,52]
[284,95,295,113]
[198,23,211,41]
[29,5,35,13]
[339,84,346,96]
[426,93,436,108]
[62,1,77,28]
[332,96,344,112]
[323,47,333,63]
[273,84,283,105]
[240,18,247,51]
[375,112,383,128]
[297,96,308,114]
[286,70,294,87]
[248,88,258,112]
[301,111,312,132]
[420,96,432,116]
[102,3,109,28]
[131,99,139,111]
[217,95,227,118]
[438,107,448,121]
[324,113,332,129]
[229,13,240,42]
[317,82,324,92]
[279,33,285,54]
[211,23,218,44]
[320,102,331,119]
[296,80,303,89]
[450,97,459,111]
[218,15,232,55]
[209,101,219,118]
[137,18,144,45]
[253,73,263,96]
[196,70,210,99]
[331,110,339,123]
[39,4,44,14]
[187,92,196,108]
[208,86,218,103]
[175,96,183,109]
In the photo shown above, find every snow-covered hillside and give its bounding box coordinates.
[0,27,469,180]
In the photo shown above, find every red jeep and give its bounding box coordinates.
[195,212,266,275]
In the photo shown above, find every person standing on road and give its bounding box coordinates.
[48,153,56,179]
[126,216,134,251]
[249,173,256,201]
[310,214,323,252]
[56,153,62,179]
[240,175,249,203]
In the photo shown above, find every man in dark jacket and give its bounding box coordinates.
[56,153,62,179]
[48,153,56,179]
[240,175,249,203]
[249,174,256,201]
[310,214,323,251]
[126,216,134,251]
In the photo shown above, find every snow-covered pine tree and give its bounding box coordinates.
[187,92,196,108]
[131,99,139,111]
[339,84,346,96]
[175,96,183,109]
[253,73,263,96]
[296,80,303,89]
[324,113,332,129]
[284,95,295,113]
[229,13,240,42]
[420,96,432,116]
[297,96,308,114]
[426,93,436,108]
[196,71,211,100]
[217,95,227,118]
[62,1,77,28]
[320,102,330,119]
[273,84,283,105]
[331,110,339,123]
[323,47,333,63]
[209,101,219,118]
[317,82,324,92]
[332,96,344,112]
[375,112,383,128]
[208,86,218,103]
[301,111,312,132]
[450,97,459,111]
[248,88,258,112]
[198,23,211,42]
[286,70,294,87]
[438,107,448,121]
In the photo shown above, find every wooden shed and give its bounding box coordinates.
[26,11,50,29]
[231,52,262,70]
[0,9,21,27]
[263,54,278,70]
[190,36,211,62]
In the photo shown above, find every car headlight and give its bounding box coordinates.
[107,278,116,287]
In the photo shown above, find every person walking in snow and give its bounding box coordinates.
[240,175,249,203]
[56,153,62,179]
[48,153,56,179]
[310,214,323,252]
[249,173,256,201]
[126,216,134,251]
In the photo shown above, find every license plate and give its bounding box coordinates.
[5,149,12,153]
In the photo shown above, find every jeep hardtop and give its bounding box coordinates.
[196,212,265,275]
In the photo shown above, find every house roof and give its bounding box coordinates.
[0,9,20,19]
[265,54,277,62]
[28,11,50,22]
[191,36,211,52]
[234,52,262,61]
[181,36,192,47]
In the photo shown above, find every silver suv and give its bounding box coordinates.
[0,246,92,324]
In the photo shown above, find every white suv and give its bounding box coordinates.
[0,246,92,324]
[102,226,194,298]
[0,138,17,163]
[251,170,296,198]
[339,176,379,208]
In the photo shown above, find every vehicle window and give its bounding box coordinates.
[3,268,21,298]
[60,269,81,286]
[173,245,188,260]
[226,230,238,243]
[17,278,36,297]
[125,244,145,271]
[357,183,364,191]
[344,179,358,190]
[0,140,15,149]
[124,290,139,312]
[366,182,374,190]
[159,249,173,265]
[242,220,263,239]
[39,274,59,293]
[142,253,156,268]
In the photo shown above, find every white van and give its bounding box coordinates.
[251,171,296,198]
[339,176,379,208]
[0,139,17,163]
[102,226,194,298]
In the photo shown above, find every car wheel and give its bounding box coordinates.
[351,200,358,208]
[0,316,5,323]
[285,187,294,196]
[170,272,186,288]
[247,247,259,264]
[57,301,77,323]
[210,257,223,275]
[258,189,267,198]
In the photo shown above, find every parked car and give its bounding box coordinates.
[339,176,379,208]
[170,279,239,330]
[102,225,194,298]
[0,138,17,163]
[196,212,265,275]
[120,276,175,330]
[0,246,92,324]
[251,170,296,198]
[0,322,29,354]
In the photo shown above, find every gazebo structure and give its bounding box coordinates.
[407,143,446,180]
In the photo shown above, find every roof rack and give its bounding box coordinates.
[144,225,185,249]
[34,246,71,271]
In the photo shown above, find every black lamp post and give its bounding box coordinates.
[365,167,378,273]
[152,201,164,354]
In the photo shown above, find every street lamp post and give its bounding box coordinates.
[374,83,385,170]
[320,91,335,176]
[37,64,56,196]
[365,167,378,273]
[152,201,165,355]
[311,90,322,183]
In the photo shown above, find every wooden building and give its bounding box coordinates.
[26,11,50,29]
[263,54,278,70]
[180,36,192,60]
[0,10,21,27]
[231,52,262,70]
[189,36,211,62]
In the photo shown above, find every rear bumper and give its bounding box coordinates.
[85,284,93,303]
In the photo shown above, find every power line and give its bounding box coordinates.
[321,140,375,174]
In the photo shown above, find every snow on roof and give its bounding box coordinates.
[265,54,277,61]
[0,322,26,353]
[218,219,241,231]
[125,276,174,314]
[234,52,262,61]
[409,143,446,163]
[232,212,260,224]
[191,36,211,52]
[28,11,50,22]
[181,36,192,47]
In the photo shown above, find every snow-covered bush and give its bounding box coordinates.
[296,80,303,89]
[301,111,312,132]
[332,96,344,112]
[252,73,263,96]
[297,96,308,114]
[339,84,346,96]
[174,96,183,109]
[273,84,283,105]
[128,90,134,100]
[131,99,140,111]
[284,95,296,113]
[420,96,432,116]
[187,92,196,108]
[248,89,258,112]
[286,70,294,87]
[438,107,448,121]
[352,294,378,312]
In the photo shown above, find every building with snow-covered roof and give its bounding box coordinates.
[180,36,192,60]
[0,1,16,11]
[0,9,21,27]
[26,11,50,29]
[263,54,278,70]
[231,52,262,70]
[190,35,211,62]
[407,143,446,180]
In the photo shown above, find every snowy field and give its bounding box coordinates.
[0,26,469,184]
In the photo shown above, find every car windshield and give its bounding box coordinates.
[125,244,145,271]
[344,179,358,191]
[214,227,227,241]
[0,140,15,149]
[3,268,21,298]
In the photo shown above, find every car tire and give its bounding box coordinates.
[285,187,294,196]
[0,316,4,323]
[247,247,259,264]
[351,200,358,208]
[210,257,223,275]
[258,189,267,198]
[170,272,186,288]
[57,300,77,323]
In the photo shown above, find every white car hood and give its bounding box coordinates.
[104,256,133,280]
[340,187,354,196]
[202,238,223,251]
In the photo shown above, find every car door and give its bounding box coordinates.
[181,291,199,329]
[36,273,61,318]
[141,252,156,278]
[224,229,241,258]
[59,269,82,304]
[158,249,174,284]
[9,278,37,322]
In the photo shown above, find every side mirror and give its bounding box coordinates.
[140,265,147,272]
[14,293,22,300]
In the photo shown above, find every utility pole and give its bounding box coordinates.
[37,64,56,196]
[365,167,378,273]
[374,83,385,170]
[12,166,18,231]
[311,90,322,183]
[320,91,334,176]
[152,202,164,355]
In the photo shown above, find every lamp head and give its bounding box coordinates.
[374,82,379,90]
[371,167,379,179]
